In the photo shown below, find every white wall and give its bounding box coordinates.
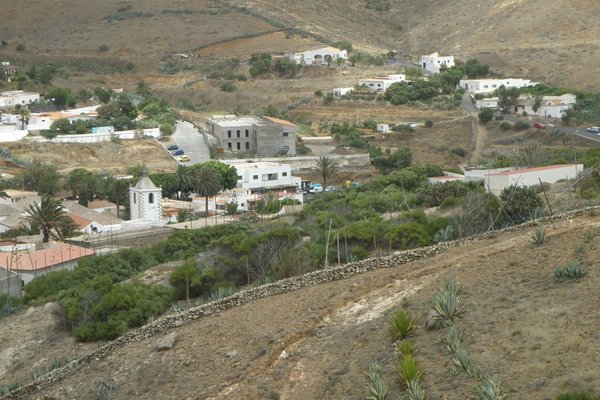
[421,53,455,74]
[488,164,583,195]
[27,128,160,143]
[333,87,353,96]
[232,163,302,190]
[460,79,534,94]
[0,129,28,142]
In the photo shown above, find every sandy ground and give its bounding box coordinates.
[7,212,600,399]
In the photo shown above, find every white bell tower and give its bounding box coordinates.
[129,173,162,222]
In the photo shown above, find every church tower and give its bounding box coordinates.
[129,173,162,222]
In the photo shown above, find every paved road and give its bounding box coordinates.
[168,120,211,165]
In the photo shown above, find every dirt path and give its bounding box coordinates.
[470,115,488,162]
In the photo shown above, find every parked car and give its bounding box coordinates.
[533,122,547,129]
[309,184,323,194]
[586,127,600,134]
[167,144,179,151]
[175,155,190,162]
[325,186,336,192]
[172,149,185,156]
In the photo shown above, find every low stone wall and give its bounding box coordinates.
[26,128,161,144]
[221,153,372,173]
[4,206,598,399]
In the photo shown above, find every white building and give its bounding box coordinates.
[289,47,348,66]
[231,162,302,192]
[420,52,455,74]
[192,188,303,214]
[487,164,583,195]
[517,94,576,118]
[333,87,353,96]
[0,91,39,108]
[460,79,536,94]
[129,175,163,223]
[377,124,390,133]
[358,74,407,92]
[0,189,38,206]
[475,93,576,118]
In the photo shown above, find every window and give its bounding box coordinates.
[237,142,241,150]
[253,175,258,180]
[282,172,287,177]
[133,193,136,203]
[245,142,250,150]
[283,132,289,137]
[245,129,249,137]
[227,130,232,138]
[237,175,242,180]
[236,130,240,138]
[228,142,232,149]
[149,193,154,204]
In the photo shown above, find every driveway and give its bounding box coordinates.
[168,120,211,164]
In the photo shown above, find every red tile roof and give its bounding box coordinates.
[0,243,95,271]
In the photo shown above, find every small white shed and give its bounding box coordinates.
[377,123,390,133]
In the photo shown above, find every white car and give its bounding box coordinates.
[325,186,336,192]
[586,126,600,134]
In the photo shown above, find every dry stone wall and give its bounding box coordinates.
[4,206,598,399]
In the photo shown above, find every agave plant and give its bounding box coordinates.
[555,262,586,282]
[406,378,427,400]
[479,377,510,400]
[365,363,389,400]
[427,288,464,329]
[531,226,547,245]
[391,310,415,339]
[433,225,454,243]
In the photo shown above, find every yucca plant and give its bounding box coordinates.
[433,225,454,243]
[397,340,414,358]
[555,262,586,282]
[439,325,463,355]
[574,243,585,256]
[391,310,415,339]
[479,377,510,400]
[406,378,427,400]
[365,363,389,400]
[398,354,422,386]
[452,347,482,379]
[531,226,546,245]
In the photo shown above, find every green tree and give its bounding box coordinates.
[136,80,151,97]
[192,166,221,225]
[50,118,72,134]
[105,176,131,218]
[77,89,92,102]
[478,107,494,123]
[94,87,113,103]
[332,41,352,52]
[532,95,543,114]
[169,260,200,301]
[65,168,100,206]
[46,87,77,108]
[176,165,194,200]
[17,161,61,195]
[497,86,520,113]
[16,107,30,130]
[373,148,412,173]
[23,195,73,242]
[159,123,173,137]
[314,155,340,188]
[195,161,238,190]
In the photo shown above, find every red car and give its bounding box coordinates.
[533,122,547,129]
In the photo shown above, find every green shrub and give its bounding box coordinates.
[450,147,467,157]
[424,119,433,128]
[220,82,237,92]
[397,340,414,357]
[575,243,585,256]
[439,196,463,209]
[555,262,586,282]
[365,363,389,400]
[0,295,23,318]
[478,108,494,124]
[499,121,512,130]
[513,120,530,130]
[391,310,415,339]
[531,226,547,245]
[398,354,422,386]
[432,225,454,243]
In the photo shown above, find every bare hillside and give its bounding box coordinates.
[1,0,599,89]
[6,211,600,399]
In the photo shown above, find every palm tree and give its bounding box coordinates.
[176,165,194,200]
[23,195,72,242]
[314,155,340,189]
[16,107,30,130]
[192,167,221,226]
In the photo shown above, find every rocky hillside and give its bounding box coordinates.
[5,209,600,399]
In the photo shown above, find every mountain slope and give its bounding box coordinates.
[1,0,599,89]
